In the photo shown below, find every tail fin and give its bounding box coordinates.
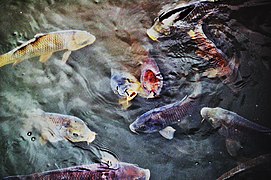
[221,56,248,93]
[0,53,14,68]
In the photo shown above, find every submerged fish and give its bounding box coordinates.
[147,0,217,41]
[0,30,96,67]
[24,112,96,144]
[4,162,150,180]
[129,92,200,139]
[201,107,271,156]
[187,15,240,84]
[140,58,163,98]
[110,69,142,109]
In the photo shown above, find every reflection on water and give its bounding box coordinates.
[0,0,271,179]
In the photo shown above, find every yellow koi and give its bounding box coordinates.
[0,30,96,67]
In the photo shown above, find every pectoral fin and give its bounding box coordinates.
[39,53,53,63]
[12,59,24,66]
[62,50,72,63]
[225,139,242,157]
[159,126,176,140]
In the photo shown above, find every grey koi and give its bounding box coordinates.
[201,107,271,156]
[129,95,198,139]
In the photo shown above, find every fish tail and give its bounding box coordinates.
[0,53,15,68]
[221,56,247,93]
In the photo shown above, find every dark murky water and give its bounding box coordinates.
[0,0,271,179]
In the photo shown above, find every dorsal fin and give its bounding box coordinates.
[34,33,46,38]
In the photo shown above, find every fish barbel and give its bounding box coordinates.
[0,30,96,67]
[4,162,150,180]
[24,112,96,144]
[147,0,218,41]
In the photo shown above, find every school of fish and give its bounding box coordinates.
[1,0,270,179]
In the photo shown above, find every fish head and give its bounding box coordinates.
[146,21,171,41]
[110,71,140,100]
[115,162,150,180]
[201,107,231,129]
[129,112,165,134]
[64,116,96,144]
[140,60,163,98]
[73,31,96,48]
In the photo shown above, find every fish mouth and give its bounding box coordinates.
[146,28,159,42]
[129,124,139,135]
[200,107,210,118]
[144,169,151,180]
[87,132,97,144]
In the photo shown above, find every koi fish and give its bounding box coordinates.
[0,30,96,67]
[23,112,96,145]
[187,14,239,84]
[201,107,271,156]
[4,162,150,180]
[217,154,271,180]
[129,82,201,139]
[110,69,142,109]
[140,58,163,98]
[146,0,218,41]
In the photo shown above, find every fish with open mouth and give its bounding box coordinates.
[0,30,96,67]
[146,0,218,41]
[4,162,150,180]
[110,60,163,109]
[200,107,271,156]
[129,82,201,139]
[140,58,163,99]
[23,112,96,145]
[110,69,142,109]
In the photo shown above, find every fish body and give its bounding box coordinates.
[187,16,239,84]
[147,0,218,41]
[201,107,271,156]
[200,107,271,134]
[129,95,197,139]
[140,58,163,98]
[0,30,96,67]
[24,112,96,144]
[4,162,150,180]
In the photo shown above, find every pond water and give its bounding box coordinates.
[0,0,271,179]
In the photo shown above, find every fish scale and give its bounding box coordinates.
[0,30,96,67]
[158,97,194,126]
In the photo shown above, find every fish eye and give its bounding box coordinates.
[129,92,136,98]
[139,125,147,131]
[73,133,79,137]
[209,118,215,123]
[152,122,161,127]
